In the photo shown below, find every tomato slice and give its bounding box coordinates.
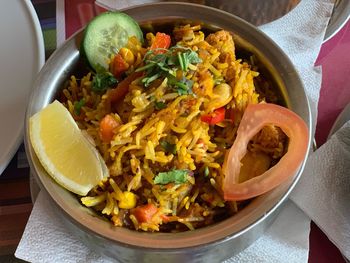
[150,32,171,53]
[222,103,309,201]
[201,107,226,125]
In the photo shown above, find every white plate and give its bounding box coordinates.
[0,0,45,175]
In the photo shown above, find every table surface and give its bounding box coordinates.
[0,0,349,262]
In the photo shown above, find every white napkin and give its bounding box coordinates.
[14,191,309,263]
[15,0,335,262]
[290,120,350,260]
[260,0,334,137]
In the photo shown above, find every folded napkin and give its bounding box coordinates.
[15,0,335,262]
[15,190,310,263]
[290,120,350,260]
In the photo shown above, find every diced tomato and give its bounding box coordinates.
[201,107,226,125]
[150,32,171,53]
[110,54,129,78]
[222,103,309,201]
[108,71,143,104]
[130,203,158,224]
[99,114,120,143]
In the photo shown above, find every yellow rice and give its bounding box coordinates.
[61,24,285,232]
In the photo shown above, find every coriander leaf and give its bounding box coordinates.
[135,62,155,72]
[142,73,161,87]
[74,98,85,115]
[186,50,202,64]
[92,72,118,93]
[160,140,177,154]
[154,101,167,110]
[168,75,193,95]
[177,52,185,71]
[183,52,189,69]
[177,49,202,71]
[167,55,177,66]
[137,45,202,88]
[154,169,189,185]
[181,77,193,89]
[176,85,190,95]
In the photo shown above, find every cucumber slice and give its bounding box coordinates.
[81,11,143,71]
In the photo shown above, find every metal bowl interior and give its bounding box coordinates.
[24,2,312,262]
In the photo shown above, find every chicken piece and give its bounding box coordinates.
[239,151,271,183]
[254,125,286,149]
[205,30,236,60]
[250,124,287,158]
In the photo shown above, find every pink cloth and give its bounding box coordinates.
[316,20,350,146]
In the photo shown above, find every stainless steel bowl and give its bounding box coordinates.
[24,3,312,262]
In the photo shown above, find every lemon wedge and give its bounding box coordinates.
[29,100,108,196]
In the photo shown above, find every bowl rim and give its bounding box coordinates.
[25,2,312,251]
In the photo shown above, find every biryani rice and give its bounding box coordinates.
[62,24,285,232]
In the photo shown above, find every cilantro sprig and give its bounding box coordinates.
[154,101,167,110]
[160,140,177,154]
[177,49,201,71]
[91,71,118,93]
[168,75,194,95]
[136,45,201,94]
[74,98,85,115]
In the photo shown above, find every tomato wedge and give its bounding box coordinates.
[150,32,171,53]
[222,103,309,201]
[201,107,226,125]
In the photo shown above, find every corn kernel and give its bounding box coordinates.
[119,47,135,65]
[118,191,137,209]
